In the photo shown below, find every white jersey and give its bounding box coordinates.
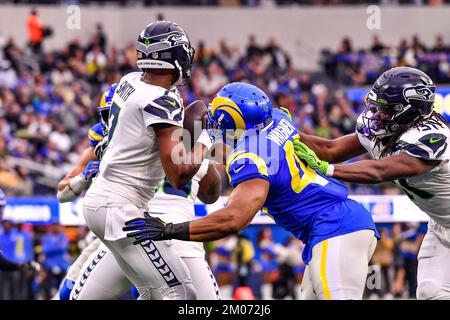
[356,114,450,226]
[148,159,210,258]
[87,72,184,209]
[149,159,209,222]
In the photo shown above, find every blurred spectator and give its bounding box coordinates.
[398,223,425,299]
[0,220,34,299]
[271,237,303,300]
[391,223,426,299]
[27,9,44,55]
[40,223,70,299]
[369,227,394,299]
[371,35,386,54]
[233,234,255,289]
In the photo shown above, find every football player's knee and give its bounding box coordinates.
[417,280,448,300]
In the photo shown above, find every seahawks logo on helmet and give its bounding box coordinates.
[403,85,434,103]
[165,33,190,47]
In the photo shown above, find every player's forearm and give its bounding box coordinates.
[300,132,365,163]
[332,160,396,184]
[187,207,248,242]
[331,153,434,184]
[57,175,89,203]
[300,133,337,162]
[197,165,221,204]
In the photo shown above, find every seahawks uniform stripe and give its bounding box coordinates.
[153,96,181,113]
[139,240,181,287]
[397,133,448,160]
[419,133,447,154]
[143,104,169,119]
[71,250,107,300]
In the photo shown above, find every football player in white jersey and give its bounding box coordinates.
[82,21,215,300]
[293,67,450,299]
[70,160,221,300]
[55,88,221,300]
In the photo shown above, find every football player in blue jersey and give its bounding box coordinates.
[55,83,117,299]
[123,82,380,300]
[56,83,118,203]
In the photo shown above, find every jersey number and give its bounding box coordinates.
[108,101,121,142]
[283,140,328,193]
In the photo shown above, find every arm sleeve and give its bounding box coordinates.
[142,95,183,128]
[226,151,270,188]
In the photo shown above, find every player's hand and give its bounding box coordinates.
[279,107,293,121]
[123,212,173,244]
[293,140,329,175]
[81,161,100,181]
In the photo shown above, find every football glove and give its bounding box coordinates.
[293,140,329,176]
[123,212,190,245]
[81,161,100,181]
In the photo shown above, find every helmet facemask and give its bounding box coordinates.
[361,99,405,138]
[206,108,245,148]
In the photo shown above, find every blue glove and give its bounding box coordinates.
[81,161,100,181]
[59,279,75,300]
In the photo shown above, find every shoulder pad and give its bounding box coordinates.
[143,94,183,122]
[396,122,449,160]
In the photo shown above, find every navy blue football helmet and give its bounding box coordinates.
[136,21,195,86]
[207,82,273,144]
[97,83,118,130]
[360,66,436,138]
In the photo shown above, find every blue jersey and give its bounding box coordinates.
[227,109,379,264]
[88,122,106,147]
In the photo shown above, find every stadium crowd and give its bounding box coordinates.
[0,11,447,300]
[322,34,450,86]
[0,11,406,197]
